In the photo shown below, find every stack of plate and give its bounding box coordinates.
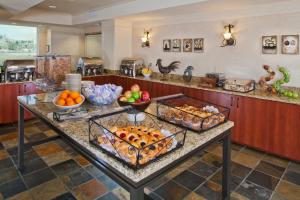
[65,74,82,92]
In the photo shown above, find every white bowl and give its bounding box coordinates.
[52,94,85,110]
[142,73,151,78]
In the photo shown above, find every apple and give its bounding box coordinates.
[132,91,140,100]
[124,91,132,99]
[135,99,142,103]
[131,84,140,93]
[141,91,150,101]
[119,96,127,102]
[127,97,135,103]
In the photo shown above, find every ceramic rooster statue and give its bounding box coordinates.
[156,58,180,81]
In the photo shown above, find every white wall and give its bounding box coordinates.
[132,12,300,87]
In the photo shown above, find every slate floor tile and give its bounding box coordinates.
[263,155,289,168]
[189,160,218,178]
[97,175,120,191]
[275,180,300,200]
[0,143,4,150]
[7,146,32,156]
[231,162,251,179]
[85,165,104,179]
[0,132,17,143]
[21,158,48,175]
[246,170,279,191]
[183,192,205,200]
[233,151,261,168]
[0,167,20,185]
[230,192,250,200]
[241,147,266,159]
[210,170,243,191]
[288,162,300,174]
[25,132,47,142]
[7,191,33,200]
[173,170,206,191]
[97,192,120,200]
[51,159,81,176]
[41,151,71,166]
[74,155,90,167]
[0,157,14,170]
[236,181,272,200]
[12,150,39,164]
[201,153,223,168]
[73,179,107,200]
[0,178,27,199]
[34,142,63,157]
[270,192,288,200]
[61,168,93,189]
[282,170,300,186]
[154,180,190,200]
[256,161,285,178]
[231,143,244,151]
[194,181,221,200]
[29,178,67,200]
[146,176,169,191]
[44,130,58,137]
[0,150,9,160]
[112,187,130,200]
[23,168,56,189]
[51,192,77,200]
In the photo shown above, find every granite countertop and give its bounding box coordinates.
[18,93,234,183]
[0,81,34,86]
[84,72,300,106]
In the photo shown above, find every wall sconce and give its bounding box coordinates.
[221,24,236,47]
[141,29,151,48]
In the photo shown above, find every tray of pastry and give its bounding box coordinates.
[156,95,229,133]
[89,109,186,170]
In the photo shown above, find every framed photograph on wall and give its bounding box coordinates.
[183,39,192,52]
[193,38,204,53]
[262,36,277,54]
[172,39,181,52]
[281,35,299,54]
[163,39,171,52]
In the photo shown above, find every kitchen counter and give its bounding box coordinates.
[85,73,300,106]
[17,93,233,183]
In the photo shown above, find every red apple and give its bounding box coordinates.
[141,91,150,101]
[135,99,142,103]
[131,84,140,93]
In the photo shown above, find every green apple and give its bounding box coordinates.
[132,91,140,100]
[292,92,299,99]
[127,97,135,103]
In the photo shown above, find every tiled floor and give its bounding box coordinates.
[0,119,299,200]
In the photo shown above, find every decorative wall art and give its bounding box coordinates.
[262,36,277,54]
[172,39,181,52]
[183,39,193,52]
[163,39,171,52]
[282,35,299,54]
[193,38,204,53]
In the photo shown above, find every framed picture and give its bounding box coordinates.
[163,39,171,52]
[193,38,204,53]
[282,35,299,54]
[262,36,277,54]
[172,39,181,52]
[183,39,192,52]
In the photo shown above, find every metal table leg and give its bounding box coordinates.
[222,133,231,200]
[130,187,144,200]
[18,103,25,171]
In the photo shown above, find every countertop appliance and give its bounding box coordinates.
[206,73,226,87]
[120,57,144,77]
[4,59,35,82]
[77,57,104,76]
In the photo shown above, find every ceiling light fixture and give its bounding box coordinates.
[49,5,57,9]
[221,24,236,47]
[141,29,151,48]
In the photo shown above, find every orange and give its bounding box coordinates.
[59,92,68,99]
[66,97,73,103]
[66,100,75,106]
[75,96,83,104]
[57,99,66,106]
[70,91,80,99]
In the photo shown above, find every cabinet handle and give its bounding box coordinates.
[237,97,239,108]
[18,85,21,94]
[230,97,233,106]
[24,85,27,94]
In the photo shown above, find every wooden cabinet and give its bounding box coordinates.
[0,82,40,124]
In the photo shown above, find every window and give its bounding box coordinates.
[0,24,37,66]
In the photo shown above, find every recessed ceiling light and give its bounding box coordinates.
[49,5,56,8]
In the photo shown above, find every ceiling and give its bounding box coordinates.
[0,0,300,26]
[34,0,135,15]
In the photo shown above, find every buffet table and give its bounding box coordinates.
[17,93,234,200]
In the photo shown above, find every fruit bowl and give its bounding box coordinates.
[117,98,151,111]
[53,94,85,110]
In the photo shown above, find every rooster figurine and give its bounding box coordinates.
[156,58,180,81]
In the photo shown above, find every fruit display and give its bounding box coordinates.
[119,84,151,104]
[54,90,85,109]
[82,84,123,105]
